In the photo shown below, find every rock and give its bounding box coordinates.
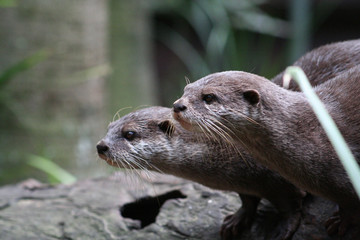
[0,171,356,240]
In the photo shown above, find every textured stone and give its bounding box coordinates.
[0,171,356,240]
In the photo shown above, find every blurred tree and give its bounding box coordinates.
[108,0,158,115]
[0,0,109,184]
[289,0,311,63]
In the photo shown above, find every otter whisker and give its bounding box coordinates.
[194,130,211,146]
[199,116,234,146]
[215,115,257,154]
[113,153,128,170]
[197,117,222,142]
[204,119,248,163]
[128,153,150,169]
[113,152,139,183]
[128,152,161,176]
[230,108,262,127]
[193,114,248,164]
[208,118,245,147]
[184,111,216,142]
[112,106,133,122]
[126,155,149,178]
[135,105,152,111]
[196,122,211,140]
[205,118,234,144]
[196,120,215,141]
[130,158,147,173]
[114,152,142,179]
[185,76,191,85]
[134,154,164,174]
[114,157,123,170]
[125,149,161,180]
[216,120,253,160]
[120,152,154,190]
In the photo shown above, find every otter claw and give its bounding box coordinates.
[271,211,301,240]
[325,210,351,236]
[325,216,341,236]
[220,208,254,240]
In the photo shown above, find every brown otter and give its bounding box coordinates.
[97,106,304,240]
[173,66,360,236]
[271,39,360,90]
[98,39,360,239]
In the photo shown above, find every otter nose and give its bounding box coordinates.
[173,102,187,113]
[96,141,109,155]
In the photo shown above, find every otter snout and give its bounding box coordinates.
[96,140,109,155]
[173,100,187,113]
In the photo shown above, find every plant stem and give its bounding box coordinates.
[284,66,360,198]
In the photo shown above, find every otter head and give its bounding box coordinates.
[96,107,176,171]
[173,71,265,141]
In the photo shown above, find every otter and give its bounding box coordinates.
[271,39,360,90]
[173,67,360,236]
[98,39,360,239]
[97,106,304,240]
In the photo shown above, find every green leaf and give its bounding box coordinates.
[157,23,210,78]
[284,66,360,198]
[0,49,49,89]
[28,154,77,184]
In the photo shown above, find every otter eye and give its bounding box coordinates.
[202,94,216,104]
[123,131,136,141]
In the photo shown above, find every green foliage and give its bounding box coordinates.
[284,66,360,198]
[0,49,49,89]
[0,0,17,8]
[156,0,290,79]
[28,154,77,184]
[0,49,49,131]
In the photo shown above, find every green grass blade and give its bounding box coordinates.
[284,66,360,198]
[0,49,49,88]
[28,154,76,184]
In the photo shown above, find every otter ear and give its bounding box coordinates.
[243,90,260,105]
[158,120,175,137]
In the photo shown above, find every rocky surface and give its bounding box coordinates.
[0,171,356,240]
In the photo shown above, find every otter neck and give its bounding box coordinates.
[237,87,330,187]
[154,131,240,190]
[154,131,211,176]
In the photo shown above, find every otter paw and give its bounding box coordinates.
[325,209,360,236]
[271,211,301,240]
[325,213,342,236]
[220,208,254,240]
[325,209,353,236]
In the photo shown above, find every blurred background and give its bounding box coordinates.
[0,0,359,185]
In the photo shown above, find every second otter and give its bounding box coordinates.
[97,106,304,240]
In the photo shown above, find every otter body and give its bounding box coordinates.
[98,39,360,239]
[173,66,360,236]
[97,107,304,239]
[272,39,360,90]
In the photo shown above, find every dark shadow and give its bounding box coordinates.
[120,190,187,228]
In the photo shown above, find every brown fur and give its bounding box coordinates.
[97,106,304,239]
[272,39,360,90]
[173,65,360,236]
[98,39,360,239]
